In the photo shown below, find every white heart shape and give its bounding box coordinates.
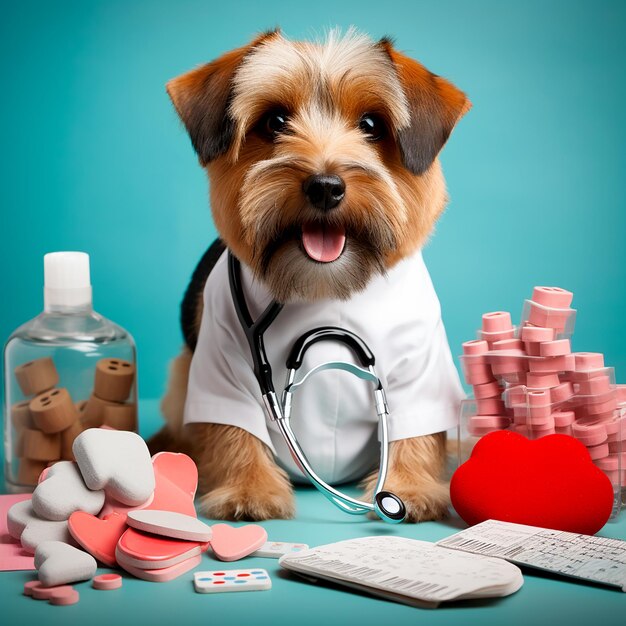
[7,500,77,554]
[32,461,105,521]
[35,541,97,587]
[127,510,213,542]
[73,428,155,505]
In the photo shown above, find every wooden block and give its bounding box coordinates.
[81,394,119,429]
[102,403,137,432]
[94,358,135,403]
[22,428,61,461]
[60,420,85,460]
[17,458,48,486]
[14,357,59,396]
[29,388,78,434]
[11,401,34,431]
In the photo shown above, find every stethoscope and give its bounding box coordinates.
[228,252,406,523]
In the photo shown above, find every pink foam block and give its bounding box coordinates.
[463,363,495,385]
[527,389,551,407]
[532,286,574,309]
[587,442,610,461]
[526,373,560,389]
[524,342,542,357]
[577,376,612,396]
[475,398,506,416]
[526,300,574,330]
[92,573,123,590]
[32,583,74,600]
[594,453,626,472]
[472,380,502,400]
[540,339,571,358]
[48,588,79,606]
[520,325,555,343]
[488,351,528,375]
[553,411,575,428]
[462,340,489,357]
[572,421,608,447]
[551,382,575,404]
[528,354,575,373]
[480,328,516,345]
[482,311,513,332]
[117,552,202,582]
[492,339,524,351]
[617,385,626,404]
[574,353,605,371]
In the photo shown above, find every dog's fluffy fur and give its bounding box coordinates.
[151,28,470,521]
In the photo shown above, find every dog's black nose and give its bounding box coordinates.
[303,174,345,210]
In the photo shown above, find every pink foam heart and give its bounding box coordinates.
[210,524,268,562]
[68,511,127,567]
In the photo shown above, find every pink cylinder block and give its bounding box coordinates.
[531,286,574,309]
[462,340,489,357]
[524,342,542,357]
[527,389,551,406]
[574,352,605,371]
[552,410,575,428]
[587,442,610,460]
[482,311,512,332]
[476,397,506,415]
[480,328,516,344]
[472,380,502,399]
[550,382,575,404]
[572,420,608,447]
[594,453,626,472]
[464,364,495,385]
[528,354,574,373]
[526,300,574,330]
[608,441,623,454]
[492,339,524,351]
[520,325,555,343]
[526,373,560,389]
[539,339,571,357]
[577,375,612,396]
[529,405,552,420]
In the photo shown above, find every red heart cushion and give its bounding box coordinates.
[68,512,127,567]
[450,430,614,534]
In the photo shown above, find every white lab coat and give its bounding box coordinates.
[184,248,464,484]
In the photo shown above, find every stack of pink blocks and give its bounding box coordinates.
[460,286,625,488]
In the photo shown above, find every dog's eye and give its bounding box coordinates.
[259,111,289,139]
[359,114,386,141]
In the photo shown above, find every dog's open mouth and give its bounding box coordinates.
[301,222,346,263]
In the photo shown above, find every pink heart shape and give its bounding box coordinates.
[68,511,127,567]
[210,524,268,562]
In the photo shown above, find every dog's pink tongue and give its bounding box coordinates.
[301,223,346,263]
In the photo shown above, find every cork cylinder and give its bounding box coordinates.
[102,403,137,432]
[29,388,78,434]
[11,401,34,431]
[60,421,84,461]
[17,458,49,486]
[94,358,135,402]
[14,357,59,396]
[81,394,120,429]
[22,429,61,461]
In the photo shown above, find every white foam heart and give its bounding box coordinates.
[35,541,97,587]
[7,500,77,554]
[73,428,155,505]
[32,461,105,521]
[127,510,213,542]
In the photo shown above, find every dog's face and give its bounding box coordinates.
[168,29,469,303]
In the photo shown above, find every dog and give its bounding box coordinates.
[150,28,470,522]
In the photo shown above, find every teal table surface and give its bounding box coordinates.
[1,400,624,626]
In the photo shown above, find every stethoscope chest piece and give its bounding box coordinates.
[374,491,406,523]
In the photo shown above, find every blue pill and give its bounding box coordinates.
[234,580,247,584]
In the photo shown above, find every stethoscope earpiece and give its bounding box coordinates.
[374,491,406,524]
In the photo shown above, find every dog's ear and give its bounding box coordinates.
[167,30,278,165]
[380,39,471,175]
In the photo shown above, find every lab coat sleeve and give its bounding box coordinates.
[384,298,465,442]
[183,267,276,452]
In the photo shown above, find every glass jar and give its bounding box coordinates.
[3,252,138,493]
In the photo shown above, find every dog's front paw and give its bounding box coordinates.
[364,480,450,523]
[198,479,295,521]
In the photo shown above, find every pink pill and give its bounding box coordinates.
[482,311,513,332]
[480,328,516,345]
[472,380,502,399]
[552,410,575,428]
[526,373,560,389]
[577,376,612,396]
[476,397,506,415]
[520,325,555,343]
[49,588,79,606]
[24,581,42,596]
[587,442,609,460]
[492,339,524,351]
[92,574,123,591]
[574,352,605,371]
[32,585,74,600]
[540,339,571,357]
[550,382,574,404]
[462,340,489,357]
[531,286,574,309]
[524,342,542,356]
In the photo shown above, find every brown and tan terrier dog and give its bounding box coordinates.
[150,28,470,522]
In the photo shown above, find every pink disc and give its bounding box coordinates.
[480,328,516,344]
[528,354,574,373]
[587,442,609,461]
[475,397,506,416]
[527,389,551,407]
[472,380,502,400]
[48,588,79,606]
[526,300,573,330]
[520,325,555,343]
[594,453,626,472]
[572,420,608,447]
[574,352,605,371]
[531,286,574,309]
[526,372,560,389]
[93,573,123,590]
[462,340,489,357]
[32,584,74,600]
[577,376,612,396]
[553,411,575,428]
[23,581,42,596]
[540,339,571,358]
[482,311,512,332]
[492,339,524,351]
[550,382,574,404]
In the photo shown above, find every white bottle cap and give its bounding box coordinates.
[44,251,93,310]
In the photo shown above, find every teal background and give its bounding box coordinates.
[1,0,625,401]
